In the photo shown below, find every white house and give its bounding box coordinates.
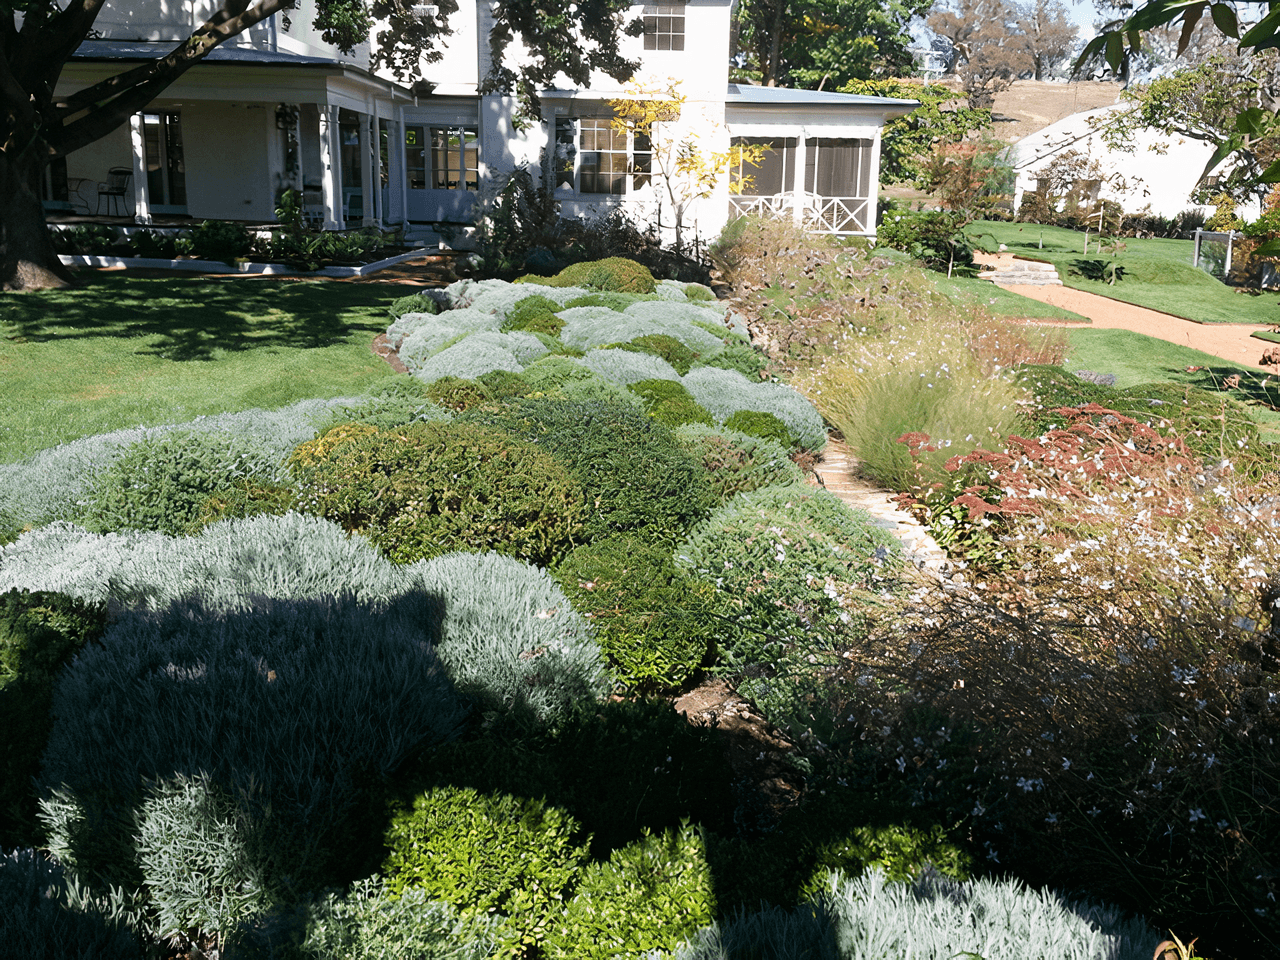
[1010,103,1262,222]
[50,0,916,240]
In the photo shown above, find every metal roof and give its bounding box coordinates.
[72,39,352,68]
[725,83,917,110]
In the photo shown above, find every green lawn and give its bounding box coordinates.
[969,220,1280,326]
[1066,327,1280,438]
[0,273,398,462]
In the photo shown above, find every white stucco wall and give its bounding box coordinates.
[183,102,279,220]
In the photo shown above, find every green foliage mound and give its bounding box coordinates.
[383,786,589,954]
[563,291,660,312]
[675,424,804,504]
[289,421,587,566]
[537,257,657,294]
[628,378,715,429]
[38,594,468,909]
[477,369,535,400]
[0,590,108,848]
[189,220,252,264]
[410,551,607,723]
[423,376,492,411]
[724,409,796,448]
[388,291,439,320]
[699,340,770,377]
[545,822,716,960]
[678,483,899,658]
[608,333,700,375]
[554,536,718,692]
[500,294,564,336]
[461,398,715,543]
[78,430,283,537]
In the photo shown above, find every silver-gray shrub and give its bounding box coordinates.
[653,278,695,301]
[0,847,142,960]
[39,592,468,897]
[582,348,681,385]
[408,551,608,722]
[298,876,501,960]
[681,367,827,453]
[409,334,525,384]
[559,303,726,355]
[464,281,590,320]
[0,514,402,611]
[664,868,1160,960]
[396,308,502,363]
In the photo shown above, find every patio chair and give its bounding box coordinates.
[97,167,132,216]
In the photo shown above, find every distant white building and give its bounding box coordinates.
[51,1,916,240]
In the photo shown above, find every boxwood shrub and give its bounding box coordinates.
[674,424,804,504]
[554,535,719,692]
[289,421,587,566]
[382,786,589,954]
[627,378,715,429]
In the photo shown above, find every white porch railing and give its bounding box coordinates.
[728,193,871,236]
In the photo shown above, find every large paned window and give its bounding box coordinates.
[554,118,651,196]
[643,2,685,50]
[404,125,479,191]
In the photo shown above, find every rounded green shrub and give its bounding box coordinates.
[424,375,492,411]
[611,333,700,375]
[388,292,439,320]
[189,219,252,264]
[78,430,282,537]
[675,424,804,504]
[477,368,535,400]
[462,398,715,544]
[545,257,657,294]
[684,283,716,301]
[383,786,589,954]
[0,590,108,848]
[700,340,769,377]
[554,535,718,691]
[501,294,564,335]
[628,378,715,429]
[724,409,795,448]
[544,822,715,960]
[289,421,587,566]
[677,483,899,659]
[563,292,659,312]
[519,355,598,393]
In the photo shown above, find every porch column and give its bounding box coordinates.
[384,117,405,227]
[866,127,884,237]
[359,111,376,228]
[396,116,409,225]
[791,131,807,228]
[318,105,342,230]
[371,109,385,225]
[129,113,151,224]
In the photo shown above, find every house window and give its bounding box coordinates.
[431,126,479,190]
[554,117,652,196]
[643,1,685,51]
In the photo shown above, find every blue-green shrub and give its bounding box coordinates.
[682,367,827,452]
[554,536,718,691]
[0,848,142,960]
[583,348,681,385]
[674,423,803,504]
[676,483,898,658]
[394,307,501,361]
[38,593,468,900]
[545,822,715,960]
[298,876,500,960]
[409,551,607,722]
[408,332,533,384]
[383,786,589,954]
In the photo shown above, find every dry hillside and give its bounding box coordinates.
[987,79,1123,142]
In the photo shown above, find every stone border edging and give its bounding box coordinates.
[59,248,432,278]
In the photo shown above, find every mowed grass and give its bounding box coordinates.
[0,272,399,462]
[970,220,1280,326]
[1067,327,1280,438]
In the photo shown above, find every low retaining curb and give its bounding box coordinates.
[59,248,434,278]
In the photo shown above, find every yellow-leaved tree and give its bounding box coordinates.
[608,80,767,253]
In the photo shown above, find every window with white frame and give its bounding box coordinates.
[643,1,685,51]
[553,117,651,196]
[430,126,479,190]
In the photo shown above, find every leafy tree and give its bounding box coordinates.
[734,0,929,89]
[840,79,992,184]
[0,0,639,291]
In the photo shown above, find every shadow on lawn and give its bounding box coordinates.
[0,274,393,362]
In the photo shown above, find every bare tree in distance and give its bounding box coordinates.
[928,0,1035,108]
[1015,0,1080,80]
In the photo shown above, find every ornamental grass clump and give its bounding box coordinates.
[409,551,607,722]
[682,366,828,453]
[289,421,586,566]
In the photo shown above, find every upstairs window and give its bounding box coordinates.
[643,1,685,51]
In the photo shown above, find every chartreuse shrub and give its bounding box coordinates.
[382,786,590,955]
[0,514,402,611]
[563,291,660,312]
[682,367,827,453]
[37,594,468,946]
[77,429,285,537]
[297,876,501,960]
[677,483,899,662]
[724,409,795,448]
[410,552,607,723]
[554,536,718,692]
[0,848,142,960]
[608,333,700,374]
[289,421,587,566]
[628,379,715,429]
[675,424,804,504]
[536,257,657,294]
[424,376,492,411]
[462,398,714,544]
[0,590,108,849]
[544,822,715,960]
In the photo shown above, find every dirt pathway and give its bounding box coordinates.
[976,251,1277,367]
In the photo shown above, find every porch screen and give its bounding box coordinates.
[802,138,873,198]
[731,137,796,196]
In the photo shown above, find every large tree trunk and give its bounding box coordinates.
[0,148,74,292]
